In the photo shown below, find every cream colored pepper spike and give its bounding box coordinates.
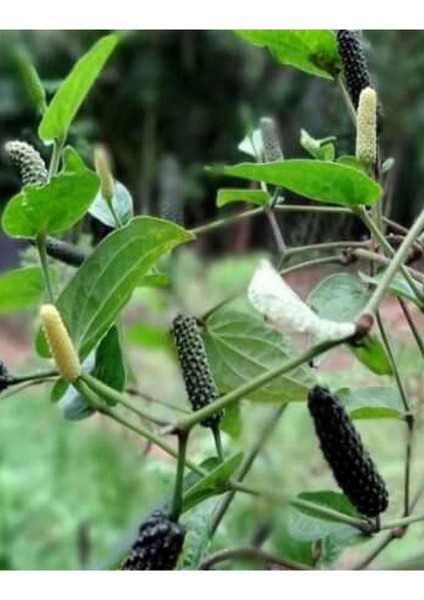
[94,144,115,202]
[356,86,377,166]
[40,304,81,382]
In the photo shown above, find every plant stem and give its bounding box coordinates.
[6,369,58,385]
[283,240,368,259]
[36,234,55,303]
[172,338,348,433]
[352,248,424,283]
[358,206,424,310]
[169,431,188,521]
[379,512,424,531]
[212,425,224,462]
[337,74,357,123]
[199,545,312,571]
[210,404,287,535]
[126,387,190,415]
[81,373,165,426]
[375,311,414,516]
[190,205,351,236]
[397,298,424,357]
[48,136,65,179]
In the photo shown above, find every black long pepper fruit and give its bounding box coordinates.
[308,385,389,517]
[121,510,186,570]
[171,314,222,429]
[336,30,371,110]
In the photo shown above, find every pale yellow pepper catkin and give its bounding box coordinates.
[40,304,81,382]
[355,86,377,166]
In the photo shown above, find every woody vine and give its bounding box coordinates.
[1,30,424,570]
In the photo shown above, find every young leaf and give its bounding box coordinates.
[236,30,340,79]
[221,402,242,439]
[217,189,270,208]
[208,160,381,207]
[36,217,193,359]
[203,301,316,403]
[2,148,99,238]
[300,129,335,161]
[39,34,119,142]
[92,325,126,395]
[182,453,243,513]
[337,386,405,419]
[237,128,263,158]
[89,181,134,228]
[308,273,393,375]
[0,267,44,314]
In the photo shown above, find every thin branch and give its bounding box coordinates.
[397,298,424,357]
[199,545,312,571]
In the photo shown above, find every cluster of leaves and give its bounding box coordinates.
[0,30,423,571]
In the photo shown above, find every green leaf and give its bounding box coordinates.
[300,129,335,161]
[39,34,118,141]
[208,160,381,207]
[359,269,423,309]
[221,402,242,439]
[89,181,134,228]
[236,30,340,79]
[337,386,405,419]
[138,272,170,288]
[308,273,393,375]
[182,453,243,513]
[0,267,44,314]
[92,326,126,397]
[289,492,364,547]
[2,148,99,238]
[203,301,316,403]
[126,322,171,351]
[36,216,193,359]
[217,188,270,208]
[349,335,393,376]
[336,155,368,174]
[180,504,215,570]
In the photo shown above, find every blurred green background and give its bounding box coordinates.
[0,31,424,570]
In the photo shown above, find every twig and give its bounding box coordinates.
[397,298,424,357]
[199,545,312,571]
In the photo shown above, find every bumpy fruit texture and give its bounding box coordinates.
[260,117,284,162]
[4,140,48,186]
[40,304,82,383]
[171,314,222,429]
[356,87,377,165]
[121,510,186,571]
[336,30,371,110]
[308,385,389,517]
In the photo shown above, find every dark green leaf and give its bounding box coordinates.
[182,453,243,513]
[203,301,316,403]
[300,129,335,161]
[36,217,193,359]
[2,148,99,238]
[217,189,270,207]
[308,273,393,375]
[0,267,44,314]
[359,270,423,309]
[236,30,340,79]
[39,34,118,141]
[92,326,126,397]
[337,386,404,419]
[297,491,360,520]
[89,181,134,228]
[208,160,381,207]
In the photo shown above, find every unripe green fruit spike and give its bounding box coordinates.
[356,87,377,166]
